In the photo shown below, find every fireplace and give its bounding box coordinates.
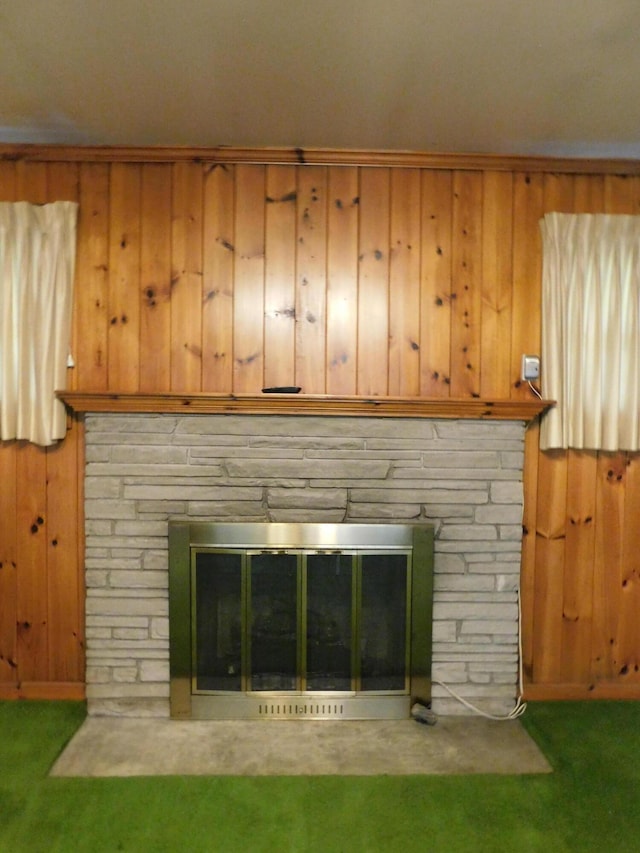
[168,522,433,720]
[70,400,539,718]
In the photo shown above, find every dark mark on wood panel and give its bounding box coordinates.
[236,352,260,366]
[266,191,297,204]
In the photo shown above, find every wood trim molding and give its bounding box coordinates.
[0,681,85,701]
[3,144,640,175]
[57,391,553,422]
[523,682,640,701]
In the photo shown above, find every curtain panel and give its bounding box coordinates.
[0,201,78,446]
[540,212,640,451]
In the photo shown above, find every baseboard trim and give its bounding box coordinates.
[524,682,640,701]
[0,682,86,701]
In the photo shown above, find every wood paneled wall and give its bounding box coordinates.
[1,149,639,700]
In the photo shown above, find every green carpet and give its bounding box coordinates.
[1,700,639,852]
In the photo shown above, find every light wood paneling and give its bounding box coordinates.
[107,164,141,391]
[0,441,18,681]
[15,442,49,681]
[295,166,327,393]
[620,454,640,682]
[357,168,390,396]
[139,164,172,392]
[481,171,513,398]
[170,163,204,391]
[326,167,359,395]
[450,171,482,396]
[202,164,235,392]
[264,166,297,389]
[75,164,110,391]
[388,169,421,396]
[2,145,640,699]
[233,165,266,391]
[419,170,452,396]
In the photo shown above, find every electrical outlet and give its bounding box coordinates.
[521,354,540,381]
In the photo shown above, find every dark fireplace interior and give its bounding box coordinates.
[169,522,434,720]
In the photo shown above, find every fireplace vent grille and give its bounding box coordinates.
[258,702,345,719]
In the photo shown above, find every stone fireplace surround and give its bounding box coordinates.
[61,393,548,718]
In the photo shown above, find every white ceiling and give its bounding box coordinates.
[1,1,639,158]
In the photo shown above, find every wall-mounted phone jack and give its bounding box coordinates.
[521,354,540,382]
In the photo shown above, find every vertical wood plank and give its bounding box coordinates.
[520,421,540,680]
[388,169,421,396]
[170,162,204,392]
[0,161,17,200]
[619,454,640,681]
[532,448,568,683]
[450,171,482,396]
[604,174,635,213]
[233,165,265,391]
[45,424,82,680]
[480,171,513,398]
[202,164,235,392]
[0,163,17,684]
[15,442,49,682]
[107,164,141,391]
[45,163,83,683]
[590,174,637,682]
[558,175,604,685]
[47,164,80,394]
[15,162,47,203]
[593,454,626,680]
[419,170,453,396]
[326,167,359,395]
[264,166,297,388]
[46,162,79,200]
[357,168,390,395]
[295,166,327,393]
[0,441,18,682]
[14,164,49,683]
[512,171,544,678]
[531,173,574,684]
[562,450,597,683]
[511,172,544,400]
[574,174,605,213]
[75,164,110,391]
[139,164,172,392]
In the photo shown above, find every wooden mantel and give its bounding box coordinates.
[57,391,552,422]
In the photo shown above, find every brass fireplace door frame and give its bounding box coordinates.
[168,522,434,720]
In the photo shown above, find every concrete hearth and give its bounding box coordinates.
[82,411,528,718]
[51,716,552,777]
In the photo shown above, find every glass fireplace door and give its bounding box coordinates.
[193,548,409,698]
[249,552,298,691]
[304,553,354,692]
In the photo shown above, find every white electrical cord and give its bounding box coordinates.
[432,587,528,721]
[527,380,542,400]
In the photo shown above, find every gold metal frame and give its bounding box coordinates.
[169,523,433,720]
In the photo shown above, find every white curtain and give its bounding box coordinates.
[540,212,640,451]
[0,201,78,446]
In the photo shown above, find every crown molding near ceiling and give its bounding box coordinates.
[2,144,640,175]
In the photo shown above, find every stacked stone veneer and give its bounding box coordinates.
[84,413,526,717]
